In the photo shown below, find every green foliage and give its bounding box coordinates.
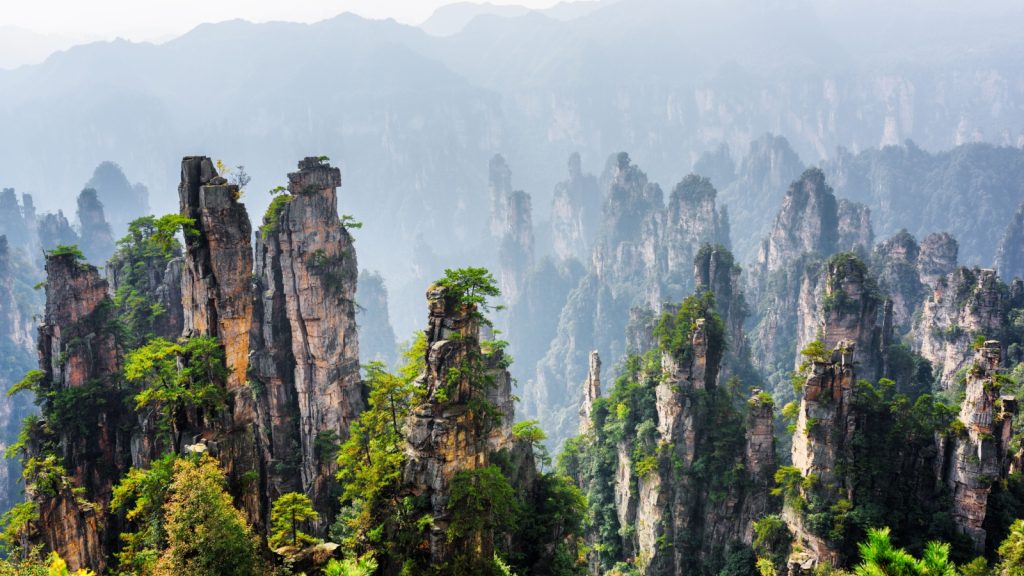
[261,193,294,239]
[0,501,38,555]
[154,455,260,576]
[446,465,519,559]
[45,244,85,261]
[998,519,1024,576]
[112,215,195,347]
[322,555,378,576]
[334,354,425,566]
[436,267,503,320]
[110,455,177,575]
[7,369,45,398]
[852,528,956,576]
[125,337,229,451]
[753,515,792,572]
[340,214,363,230]
[512,420,550,468]
[270,492,320,549]
[654,292,725,367]
[822,253,879,315]
[800,340,831,365]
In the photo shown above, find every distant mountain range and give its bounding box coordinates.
[1,0,1022,337]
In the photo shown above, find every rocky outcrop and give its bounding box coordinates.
[179,156,252,396]
[357,269,398,366]
[942,341,1015,552]
[551,153,601,263]
[718,134,805,261]
[800,254,888,382]
[627,311,775,574]
[530,154,730,445]
[75,188,115,265]
[497,189,534,305]
[748,168,876,397]
[32,252,127,572]
[0,189,31,248]
[914,267,1012,391]
[488,154,513,239]
[36,211,80,255]
[837,199,873,258]
[84,161,149,238]
[105,249,184,347]
[995,202,1024,281]
[742,390,776,541]
[250,157,364,530]
[752,168,839,284]
[177,156,261,520]
[577,351,600,435]
[695,244,748,376]
[871,230,924,334]
[786,344,858,569]
[402,284,514,565]
[918,232,959,288]
[665,175,730,286]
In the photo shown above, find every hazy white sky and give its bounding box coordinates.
[0,0,569,41]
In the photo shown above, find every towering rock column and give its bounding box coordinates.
[497,190,534,305]
[403,284,514,566]
[251,157,364,529]
[179,156,253,394]
[944,341,1015,552]
[786,343,858,570]
[34,252,126,572]
[915,267,1010,391]
[75,188,115,264]
[995,202,1024,281]
[551,152,601,263]
[177,156,260,519]
[578,351,601,435]
[917,232,958,288]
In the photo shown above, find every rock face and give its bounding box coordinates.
[250,157,364,530]
[694,244,749,378]
[84,161,150,238]
[33,252,126,572]
[577,351,601,435]
[402,285,514,565]
[914,267,1013,391]
[871,230,924,334]
[357,269,398,366]
[753,168,840,282]
[800,254,888,382]
[36,211,80,255]
[0,189,32,248]
[0,236,40,517]
[75,188,116,265]
[786,344,858,569]
[995,202,1024,281]
[918,232,959,288]
[497,189,534,305]
[177,156,262,520]
[529,154,730,445]
[837,199,873,258]
[488,154,514,239]
[748,168,874,395]
[718,134,805,261]
[942,341,1015,552]
[106,255,184,346]
[551,152,601,263]
[625,313,774,574]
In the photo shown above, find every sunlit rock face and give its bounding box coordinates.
[251,157,364,532]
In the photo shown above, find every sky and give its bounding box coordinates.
[0,0,571,42]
